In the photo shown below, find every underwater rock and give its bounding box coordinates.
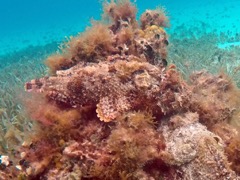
[189,70,240,128]
[44,4,169,75]
[211,123,240,174]
[3,0,239,179]
[140,8,169,30]
[161,112,239,180]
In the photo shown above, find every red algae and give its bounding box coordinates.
[1,0,240,179]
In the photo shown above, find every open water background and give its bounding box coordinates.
[0,0,239,59]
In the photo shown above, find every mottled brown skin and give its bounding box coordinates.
[26,57,189,122]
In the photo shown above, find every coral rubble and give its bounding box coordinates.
[1,0,240,179]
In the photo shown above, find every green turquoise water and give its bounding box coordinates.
[0,0,239,60]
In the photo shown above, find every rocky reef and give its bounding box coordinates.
[1,0,240,179]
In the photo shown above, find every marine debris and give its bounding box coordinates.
[1,0,240,179]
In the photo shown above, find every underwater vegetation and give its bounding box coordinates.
[0,43,57,178]
[1,0,240,179]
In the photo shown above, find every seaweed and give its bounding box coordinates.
[1,0,240,179]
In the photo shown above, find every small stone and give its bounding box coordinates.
[0,155,10,166]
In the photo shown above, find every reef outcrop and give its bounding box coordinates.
[1,0,240,179]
